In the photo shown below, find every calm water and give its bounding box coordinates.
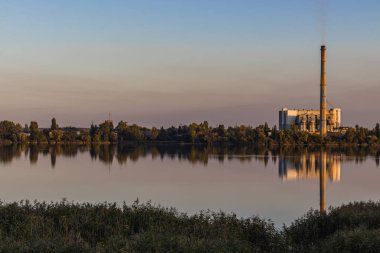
[0,144,379,226]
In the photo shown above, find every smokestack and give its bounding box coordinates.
[320,45,327,136]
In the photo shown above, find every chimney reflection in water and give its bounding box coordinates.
[320,150,327,213]
[278,151,341,214]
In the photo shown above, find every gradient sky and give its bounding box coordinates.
[0,0,379,127]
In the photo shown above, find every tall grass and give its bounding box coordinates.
[0,200,379,252]
[0,200,279,252]
[284,201,380,252]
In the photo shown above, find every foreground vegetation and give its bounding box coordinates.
[0,200,380,252]
[1,118,380,146]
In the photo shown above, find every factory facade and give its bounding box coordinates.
[279,108,341,132]
[278,45,343,134]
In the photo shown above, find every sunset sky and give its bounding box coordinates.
[0,0,379,127]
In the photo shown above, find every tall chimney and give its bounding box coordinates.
[320,45,327,136]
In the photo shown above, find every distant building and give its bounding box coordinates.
[278,108,341,132]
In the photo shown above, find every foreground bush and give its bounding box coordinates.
[284,201,380,253]
[0,200,279,253]
[1,200,380,252]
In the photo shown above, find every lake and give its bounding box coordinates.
[0,144,379,227]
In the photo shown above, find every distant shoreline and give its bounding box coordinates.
[1,141,380,151]
[0,118,380,147]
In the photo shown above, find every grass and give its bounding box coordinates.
[0,200,379,252]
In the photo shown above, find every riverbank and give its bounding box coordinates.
[1,119,380,147]
[0,200,379,252]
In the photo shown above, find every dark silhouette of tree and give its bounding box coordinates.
[375,123,380,138]
[29,121,40,142]
[51,118,58,130]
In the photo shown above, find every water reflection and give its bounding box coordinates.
[0,144,379,222]
[0,144,379,169]
[279,152,341,182]
[278,150,343,212]
[320,151,327,213]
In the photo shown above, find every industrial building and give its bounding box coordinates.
[279,45,342,133]
[279,108,341,132]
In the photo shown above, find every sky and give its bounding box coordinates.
[0,0,379,128]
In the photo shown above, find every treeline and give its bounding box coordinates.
[1,118,380,146]
[0,200,379,252]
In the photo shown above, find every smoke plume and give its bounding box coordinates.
[318,0,327,44]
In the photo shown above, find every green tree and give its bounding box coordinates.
[157,127,168,141]
[188,123,198,143]
[0,121,22,143]
[90,123,98,139]
[116,121,127,131]
[29,121,40,142]
[50,130,63,142]
[264,122,270,137]
[344,128,355,143]
[217,124,225,137]
[375,123,380,138]
[126,124,145,141]
[271,125,278,141]
[150,127,159,140]
[62,130,77,142]
[51,118,58,130]
[98,120,114,142]
[24,124,29,133]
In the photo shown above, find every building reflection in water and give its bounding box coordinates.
[278,152,341,182]
[279,151,342,212]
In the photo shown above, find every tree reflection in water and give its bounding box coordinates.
[0,144,379,213]
[0,144,379,172]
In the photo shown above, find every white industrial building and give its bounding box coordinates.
[279,108,341,132]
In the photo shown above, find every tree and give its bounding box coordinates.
[29,121,38,133]
[150,127,159,140]
[62,130,77,142]
[271,125,278,140]
[188,123,198,143]
[50,130,63,142]
[217,124,225,133]
[344,128,355,143]
[0,121,22,142]
[99,120,113,142]
[90,123,98,139]
[116,121,127,131]
[29,121,40,142]
[51,118,58,130]
[126,124,145,141]
[264,122,270,137]
[375,123,380,138]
